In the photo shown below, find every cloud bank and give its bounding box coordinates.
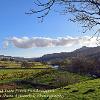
[4,36,100,49]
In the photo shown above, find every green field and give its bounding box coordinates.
[0,68,92,100]
[0,61,49,68]
[7,78,100,100]
[0,61,97,100]
[0,69,45,83]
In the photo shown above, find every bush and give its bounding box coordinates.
[21,61,31,68]
[61,57,100,77]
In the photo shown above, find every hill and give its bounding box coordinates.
[34,46,100,62]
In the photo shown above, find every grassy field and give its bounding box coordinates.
[0,68,92,100]
[6,78,100,100]
[0,61,49,68]
[0,61,96,100]
[0,61,21,68]
[0,69,46,83]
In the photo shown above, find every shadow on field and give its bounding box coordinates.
[15,80,56,89]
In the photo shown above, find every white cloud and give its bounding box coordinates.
[4,36,100,49]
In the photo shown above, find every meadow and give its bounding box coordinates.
[8,78,100,100]
[0,61,97,100]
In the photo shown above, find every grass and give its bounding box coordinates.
[0,61,96,100]
[0,68,92,100]
[0,69,46,83]
[0,61,52,84]
[28,70,91,88]
[0,61,21,68]
[7,78,100,100]
[0,61,49,68]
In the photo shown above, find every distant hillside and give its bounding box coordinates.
[34,46,100,62]
[1,46,100,62]
[73,46,100,57]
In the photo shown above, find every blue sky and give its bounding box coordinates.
[0,0,96,58]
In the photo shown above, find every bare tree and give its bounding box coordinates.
[26,0,100,33]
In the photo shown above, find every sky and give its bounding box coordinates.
[0,0,99,58]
